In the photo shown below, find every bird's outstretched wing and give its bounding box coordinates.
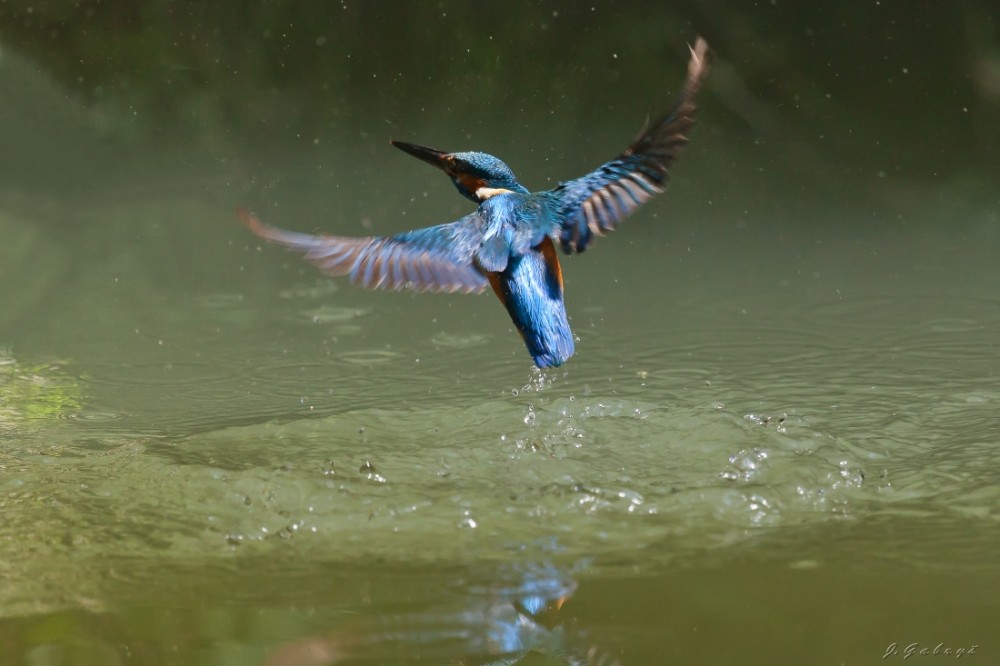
[544,37,710,253]
[239,208,489,293]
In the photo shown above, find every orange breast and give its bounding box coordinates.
[538,236,564,292]
[486,271,507,306]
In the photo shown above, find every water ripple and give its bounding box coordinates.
[13,292,997,583]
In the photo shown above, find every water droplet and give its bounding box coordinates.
[359,460,386,483]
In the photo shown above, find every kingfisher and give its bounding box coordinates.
[241,38,709,368]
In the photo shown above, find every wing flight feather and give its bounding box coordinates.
[546,37,710,253]
[239,208,489,294]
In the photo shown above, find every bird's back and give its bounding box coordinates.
[477,194,575,368]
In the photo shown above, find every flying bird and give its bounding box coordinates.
[241,38,710,368]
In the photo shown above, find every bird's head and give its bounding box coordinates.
[391,140,528,204]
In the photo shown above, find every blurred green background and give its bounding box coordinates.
[4,1,997,195]
[1,2,998,665]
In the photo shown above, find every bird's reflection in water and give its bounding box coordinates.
[264,561,619,666]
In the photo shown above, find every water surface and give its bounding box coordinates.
[2,7,999,664]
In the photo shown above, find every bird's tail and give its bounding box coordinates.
[520,303,575,368]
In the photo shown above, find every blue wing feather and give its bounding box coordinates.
[544,38,710,253]
[239,208,489,294]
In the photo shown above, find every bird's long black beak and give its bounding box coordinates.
[390,140,452,172]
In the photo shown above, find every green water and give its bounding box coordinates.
[2,4,999,665]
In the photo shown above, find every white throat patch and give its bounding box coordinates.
[475,186,515,201]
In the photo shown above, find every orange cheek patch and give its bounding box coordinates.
[457,173,485,193]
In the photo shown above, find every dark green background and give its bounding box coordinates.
[3,1,996,192]
[1,3,998,665]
